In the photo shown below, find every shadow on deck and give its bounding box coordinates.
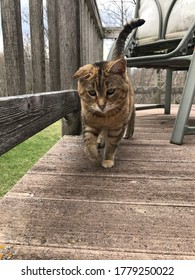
[0,105,195,260]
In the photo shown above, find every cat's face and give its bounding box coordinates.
[73,58,129,115]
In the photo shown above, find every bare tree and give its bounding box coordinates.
[97,0,136,26]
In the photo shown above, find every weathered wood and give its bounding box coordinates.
[0,197,194,257]
[85,0,104,39]
[58,0,80,90]
[89,13,93,62]
[56,0,103,135]
[84,3,90,64]
[78,0,104,65]
[79,0,88,66]
[4,245,195,260]
[29,0,46,93]
[1,0,104,100]
[0,90,79,156]
[30,152,195,180]
[58,0,81,135]
[94,24,103,62]
[0,106,195,259]
[1,0,25,96]
[8,172,195,205]
[47,0,61,91]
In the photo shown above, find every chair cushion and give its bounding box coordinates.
[136,0,195,44]
[166,0,195,39]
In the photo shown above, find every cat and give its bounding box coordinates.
[73,18,145,168]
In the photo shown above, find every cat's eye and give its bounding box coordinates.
[88,90,97,97]
[106,88,115,96]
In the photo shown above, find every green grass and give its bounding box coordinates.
[0,121,61,197]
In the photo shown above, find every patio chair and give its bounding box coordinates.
[108,0,195,144]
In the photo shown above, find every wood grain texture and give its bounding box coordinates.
[3,245,195,260]
[0,90,79,155]
[47,0,61,91]
[0,105,195,260]
[58,0,79,90]
[29,0,46,93]
[1,0,25,96]
[85,0,104,39]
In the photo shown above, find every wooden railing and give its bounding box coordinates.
[0,91,80,156]
[1,0,103,96]
[0,0,104,153]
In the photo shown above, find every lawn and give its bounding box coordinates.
[0,121,61,197]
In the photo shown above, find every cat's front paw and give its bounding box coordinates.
[102,160,114,168]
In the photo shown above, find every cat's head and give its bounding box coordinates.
[73,58,129,114]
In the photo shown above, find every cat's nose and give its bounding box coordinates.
[98,104,106,111]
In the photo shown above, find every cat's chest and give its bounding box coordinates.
[83,108,129,129]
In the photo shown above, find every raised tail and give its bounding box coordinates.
[111,18,145,60]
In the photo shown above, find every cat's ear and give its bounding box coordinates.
[73,64,95,80]
[107,58,126,75]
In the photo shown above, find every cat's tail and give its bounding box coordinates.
[111,18,145,60]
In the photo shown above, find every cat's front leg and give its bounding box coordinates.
[83,125,101,163]
[102,138,118,168]
[97,128,107,149]
[102,128,124,168]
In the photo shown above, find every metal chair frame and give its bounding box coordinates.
[123,0,195,144]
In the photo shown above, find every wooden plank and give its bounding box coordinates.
[80,0,86,65]
[0,107,195,260]
[1,0,25,96]
[47,0,61,91]
[84,3,90,64]
[77,0,104,65]
[46,137,195,162]
[0,197,194,257]
[0,91,79,156]
[58,0,82,136]
[58,0,79,90]
[29,150,195,180]
[29,0,46,93]
[80,0,88,66]
[2,244,195,260]
[8,173,195,206]
[88,9,93,62]
[85,0,104,39]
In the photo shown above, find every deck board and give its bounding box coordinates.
[0,105,195,259]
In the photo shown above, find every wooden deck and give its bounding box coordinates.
[0,105,195,260]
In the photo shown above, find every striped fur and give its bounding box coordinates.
[73,19,145,168]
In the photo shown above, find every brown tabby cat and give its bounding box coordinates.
[73,18,145,168]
